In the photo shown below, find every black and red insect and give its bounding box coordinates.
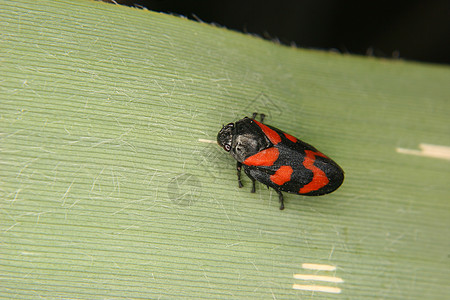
[217,113,344,210]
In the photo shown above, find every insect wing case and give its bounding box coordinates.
[242,122,344,196]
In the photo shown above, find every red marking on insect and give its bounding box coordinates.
[270,165,293,185]
[244,147,279,166]
[284,132,297,143]
[299,150,329,193]
[253,119,282,145]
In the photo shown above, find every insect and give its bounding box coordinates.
[217,113,344,210]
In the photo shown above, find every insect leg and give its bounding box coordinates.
[274,189,285,210]
[251,177,256,193]
[251,112,266,123]
[242,165,257,193]
[236,162,243,188]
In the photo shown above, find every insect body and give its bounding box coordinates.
[217,113,344,210]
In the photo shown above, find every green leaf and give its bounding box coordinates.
[1,0,449,298]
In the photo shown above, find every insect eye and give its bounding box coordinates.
[224,144,231,152]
